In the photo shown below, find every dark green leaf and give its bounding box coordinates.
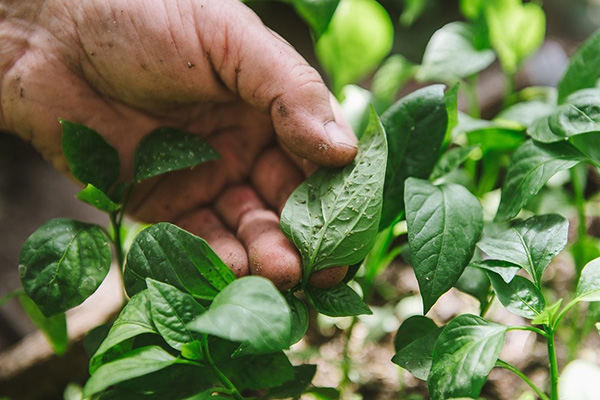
[305,283,372,317]
[392,326,443,380]
[188,276,291,354]
[496,140,585,220]
[405,178,483,313]
[19,218,112,316]
[454,266,490,307]
[469,259,521,283]
[83,346,183,397]
[291,0,340,37]
[61,120,120,192]
[124,223,234,299]
[430,145,479,181]
[267,364,317,399]
[220,351,295,390]
[417,22,495,83]
[76,184,121,212]
[575,258,600,302]
[478,214,568,284]
[281,108,387,275]
[428,314,507,399]
[531,299,563,326]
[133,127,219,182]
[571,132,600,167]
[380,85,447,229]
[315,0,393,94]
[287,294,309,345]
[18,293,67,355]
[146,279,205,350]
[90,291,157,374]
[487,273,545,319]
[372,55,417,112]
[558,28,600,104]
[394,315,438,352]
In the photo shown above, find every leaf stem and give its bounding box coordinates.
[202,336,244,400]
[546,328,559,400]
[507,325,550,338]
[110,212,125,272]
[480,292,495,318]
[0,289,24,308]
[496,359,549,400]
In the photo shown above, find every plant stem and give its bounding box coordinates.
[340,317,358,392]
[496,359,550,400]
[546,328,559,400]
[0,289,24,308]
[202,336,244,400]
[463,76,481,118]
[110,212,125,272]
[480,292,495,318]
[502,71,517,109]
[507,325,550,338]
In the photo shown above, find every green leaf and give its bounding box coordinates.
[124,223,235,299]
[557,28,600,104]
[61,120,120,192]
[380,85,448,229]
[19,218,112,317]
[430,145,479,181]
[340,84,372,136]
[315,0,393,95]
[267,364,318,399]
[454,266,491,307]
[460,0,484,20]
[90,291,157,374]
[133,127,219,182]
[219,350,295,390]
[559,360,600,400]
[18,293,67,355]
[187,276,292,354]
[469,259,521,283]
[531,299,563,326]
[485,0,546,74]
[405,178,483,313]
[416,22,495,83]
[394,315,438,352]
[291,0,340,37]
[287,294,309,345]
[400,0,429,27]
[83,346,182,397]
[487,272,545,319]
[466,126,525,155]
[428,314,507,399]
[392,326,443,380]
[477,214,569,284]
[305,283,372,317]
[444,83,460,148]
[575,258,600,302]
[281,108,387,275]
[146,279,205,350]
[496,140,585,220]
[76,184,121,212]
[371,54,417,112]
[496,99,555,128]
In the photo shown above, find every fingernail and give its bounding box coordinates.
[324,121,357,149]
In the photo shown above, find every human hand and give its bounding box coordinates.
[0,0,356,289]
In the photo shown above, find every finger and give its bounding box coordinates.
[251,147,304,213]
[214,184,265,230]
[203,0,358,167]
[278,142,319,178]
[237,209,302,291]
[174,208,249,278]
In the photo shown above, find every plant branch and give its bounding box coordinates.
[110,212,125,272]
[546,327,559,400]
[507,325,550,338]
[496,359,549,400]
[0,289,24,308]
[202,336,244,400]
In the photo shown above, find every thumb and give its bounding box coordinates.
[206,0,357,167]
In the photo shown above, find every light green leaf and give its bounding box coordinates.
[469,259,521,283]
[76,184,121,212]
[124,223,235,299]
[305,283,372,317]
[496,99,555,128]
[405,178,483,313]
[19,218,112,317]
[18,293,67,355]
[428,314,507,399]
[188,276,292,354]
[290,0,340,37]
[478,214,569,284]
[417,22,495,83]
[146,279,205,350]
[60,120,120,192]
[315,0,393,95]
[575,258,600,302]
[460,0,484,20]
[400,0,429,27]
[90,291,157,374]
[392,326,443,380]
[531,299,563,326]
[496,140,585,220]
[133,127,218,182]
[558,28,600,104]
[487,272,545,319]
[281,108,387,275]
[380,85,447,229]
[430,145,479,181]
[371,54,417,112]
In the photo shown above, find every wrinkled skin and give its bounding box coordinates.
[0,0,356,288]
